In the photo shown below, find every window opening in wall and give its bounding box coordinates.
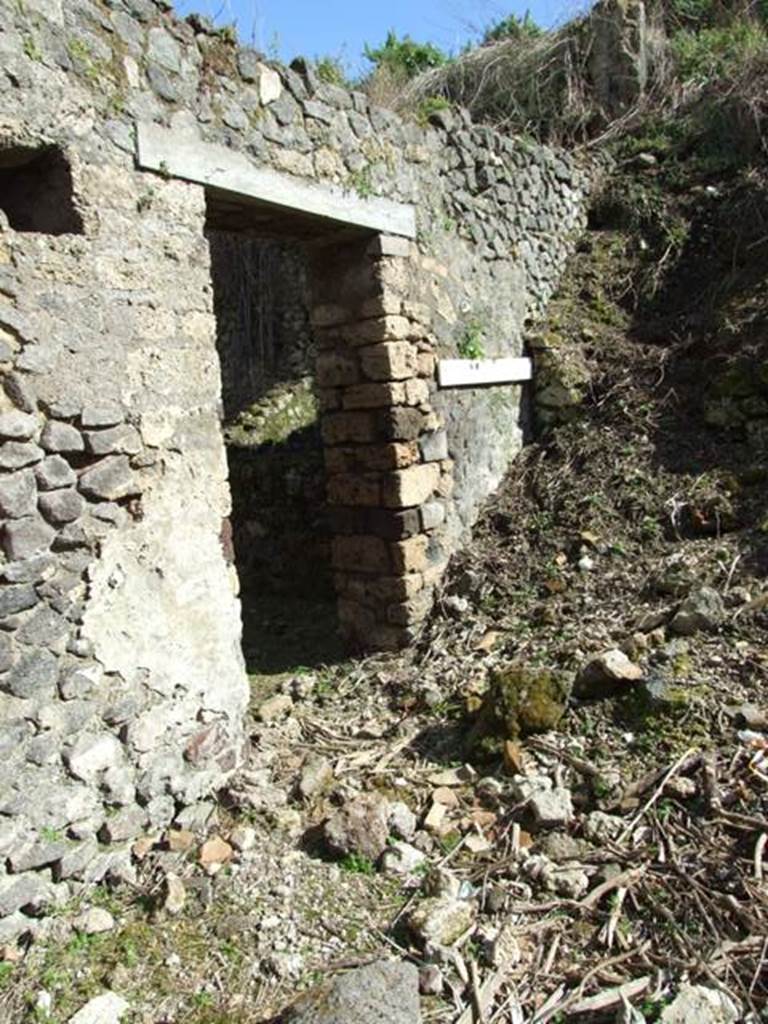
[205,192,343,674]
[0,144,84,235]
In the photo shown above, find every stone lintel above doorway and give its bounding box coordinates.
[136,122,417,240]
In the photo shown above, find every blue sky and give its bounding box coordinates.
[174,0,593,76]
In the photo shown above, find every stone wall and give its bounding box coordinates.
[0,0,594,929]
[209,234,315,420]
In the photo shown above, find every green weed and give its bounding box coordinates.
[457,319,485,360]
[340,852,376,875]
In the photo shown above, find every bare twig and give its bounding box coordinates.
[618,748,697,842]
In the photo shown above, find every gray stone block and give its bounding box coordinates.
[2,516,56,560]
[83,425,142,456]
[0,874,54,917]
[280,960,420,1024]
[64,732,123,783]
[0,634,14,673]
[40,421,84,454]
[420,501,446,531]
[38,488,86,524]
[8,837,71,873]
[80,403,124,429]
[78,456,137,501]
[419,430,449,462]
[99,805,147,844]
[0,411,39,440]
[3,648,59,699]
[54,836,100,881]
[59,661,102,700]
[2,373,37,413]
[16,606,68,648]
[0,720,30,758]
[1,555,56,584]
[0,584,38,618]
[147,64,180,103]
[0,441,44,470]
[35,455,76,490]
[0,469,37,519]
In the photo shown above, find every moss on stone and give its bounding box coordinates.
[467,664,572,756]
[224,378,318,447]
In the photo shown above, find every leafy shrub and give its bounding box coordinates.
[316,55,348,87]
[416,95,451,124]
[672,19,768,81]
[364,31,448,81]
[483,10,543,44]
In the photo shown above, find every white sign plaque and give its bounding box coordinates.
[437,357,532,389]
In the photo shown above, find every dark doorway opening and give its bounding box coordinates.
[0,145,83,235]
[205,193,342,675]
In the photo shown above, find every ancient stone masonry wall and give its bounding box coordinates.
[0,0,595,928]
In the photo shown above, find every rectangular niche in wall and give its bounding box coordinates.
[0,144,84,235]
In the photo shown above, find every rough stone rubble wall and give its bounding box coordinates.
[0,0,592,930]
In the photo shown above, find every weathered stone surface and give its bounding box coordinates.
[59,662,102,701]
[0,583,38,618]
[3,649,58,699]
[418,430,448,463]
[78,457,137,500]
[380,840,426,875]
[65,733,124,783]
[298,754,334,801]
[343,381,406,409]
[281,961,420,1024]
[660,984,741,1023]
[0,875,54,917]
[83,425,142,456]
[390,535,429,573]
[407,896,476,947]
[0,411,39,440]
[38,488,86,524]
[332,535,390,573]
[16,606,68,648]
[73,907,116,935]
[669,587,726,636]
[529,787,574,827]
[40,421,84,453]
[0,441,44,469]
[0,469,37,518]
[0,634,14,674]
[99,805,147,844]
[323,793,390,861]
[382,465,440,508]
[35,455,77,490]
[80,403,124,428]
[256,693,293,722]
[68,992,130,1024]
[8,837,70,872]
[469,664,572,749]
[360,342,417,382]
[0,0,594,925]
[2,516,56,560]
[575,649,643,698]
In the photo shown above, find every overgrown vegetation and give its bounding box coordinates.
[399,0,768,161]
[482,9,543,44]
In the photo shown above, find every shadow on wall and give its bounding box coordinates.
[206,228,343,674]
